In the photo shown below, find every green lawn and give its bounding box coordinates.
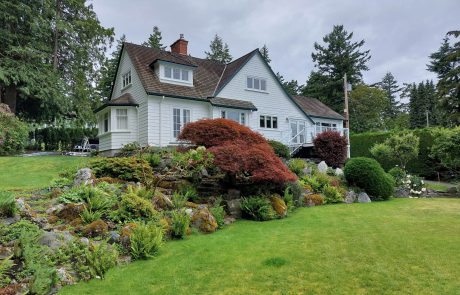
[0,156,89,191]
[61,198,460,295]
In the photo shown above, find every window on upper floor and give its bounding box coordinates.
[247,76,267,92]
[173,108,191,138]
[116,109,128,129]
[221,110,246,125]
[260,115,277,129]
[122,71,132,88]
[163,65,192,84]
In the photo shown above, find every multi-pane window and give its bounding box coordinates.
[260,115,277,129]
[103,112,109,133]
[122,71,131,88]
[247,76,267,91]
[164,66,191,82]
[173,108,191,138]
[221,110,246,125]
[116,109,128,129]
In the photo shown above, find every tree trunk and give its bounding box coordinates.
[4,85,17,114]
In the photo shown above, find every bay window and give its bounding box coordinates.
[221,110,246,125]
[116,109,128,129]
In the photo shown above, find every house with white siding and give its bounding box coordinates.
[95,35,346,156]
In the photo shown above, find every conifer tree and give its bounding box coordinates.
[205,34,232,63]
[378,72,402,119]
[142,26,165,49]
[260,44,271,64]
[98,35,127,101]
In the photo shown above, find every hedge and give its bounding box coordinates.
[0,113,29,155]
[350,128,439,178]
[29,127,98,151]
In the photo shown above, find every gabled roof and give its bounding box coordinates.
[292,95,345,120]
[210,97,257,111]
[94,93,138,113]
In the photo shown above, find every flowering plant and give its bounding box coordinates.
[402,174,426,196]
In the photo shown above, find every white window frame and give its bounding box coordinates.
[122,70,132,89]
[246,76,268,92]
[259,115,278,129]
[160,63,193,86]
[173,108,191,138]
[221,109,247,125]
[101,111,109,134]
[116,109,128,130]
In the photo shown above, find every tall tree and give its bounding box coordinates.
[378,72,402,119]
[349,84,388,133]
[142,26,165,49]
[260,44,271,64]
[276,73,302,95]
[428,31,460,126]
[205,34,232,63]
[406,81,438,129]
[98,34,127,101]
[303,25,371,113]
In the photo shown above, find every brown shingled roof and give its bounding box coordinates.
[292,95,345,120]
[210,97,257,110]
[94,93,138,113]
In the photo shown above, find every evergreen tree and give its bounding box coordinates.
[349,84,388,133]
[205,34,232,63]
[98,35,127,102]
[407,81,438,129]
[303,25,371,112]
[428,31,460,126]
[260,44,271,64]
[276,73,302,96]
[378,72,402,119]
[142,26,165,49]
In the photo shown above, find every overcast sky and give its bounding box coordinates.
[91,0,458,86]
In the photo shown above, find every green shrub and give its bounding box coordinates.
[370,132,419,170]
[80,207,103,224]
[210,204,225,228]
[130,223,164,260]
[344,157,394,200]
[322,185,344,204]
[30,127,97,151]
[0,113,29,155]
[179,185,199,203]
[0,256,14,287]
[90,157,152,182]
[145,153,161,167]
[172,192,188,209]
[268,140,290,159]
[431,127,460,174]
[240,196,276,221]
[170,210,190,239]
[0,191,16,217]
[388,167,406,186]
[111,191,157,222]
[287,181,303,207]
[301,176,323,193]
[0,220,40,244]
[172,146,215,177]
[288,159,306,176]
[283,187,294,209]
[85,241,118,279]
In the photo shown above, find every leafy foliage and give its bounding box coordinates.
[241,196,276,221]
[0,113,29,155]
[0,191,16,217]
[172,146,214,177]
[388,167,407,186]
[322,185,344,204]
[430,127,460,173]
[205,34,232,63]
[349,84,389,132]
[344,157,394,200]
[370,132,419,169]
[405,81,440,128]
[268,140,290,159]
[85,242,118,279]
[130,223,164,260]
[313,131,348,167]
[179,119,297,184]
[210,204,225,228]
[170,210,190,239]
[90,157,152,182]
[30,127,97,151]
[111,188,157,223]
[288,159,306,176]
[142,26,165,49]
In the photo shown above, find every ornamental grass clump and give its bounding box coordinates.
[130,223,164,260]
[0,191,17,217]
[241,196,276,221]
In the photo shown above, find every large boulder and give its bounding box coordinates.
[344,190,357,204]
[152,193,173,211]
[190,206,218,233]
[56,203,85,221]
[39,231,63,249]
[226,198,242,218]
[394,187,410,198]
[335,168,344,176]
[73,168,93,186]
[358,192,371,203]
[317,161,328,174]
[82,220,108,238]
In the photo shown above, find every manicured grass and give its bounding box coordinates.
[61,198,460,295]
[0,156,89,191]
[425,181,453,192]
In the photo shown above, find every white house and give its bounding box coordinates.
[95,35,346,156]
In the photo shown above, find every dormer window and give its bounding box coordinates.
[161,64,193,86]
[122,71,131,88]
[247,76,267,92]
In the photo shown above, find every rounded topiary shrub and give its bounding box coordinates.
[344,157,395,200]
[268,140,290,159]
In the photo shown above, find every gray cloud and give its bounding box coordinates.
[91,0,458,86]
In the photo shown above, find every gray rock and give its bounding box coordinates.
[185,208,193,216]
[302,167,312,176]
[200,168,209,177]
[56,267,77,286]
[62,231,75,243]
[157,158,173,171]
[1,214,20,226]
[16,198,27,211]
[394,187,410,198]
[226,198,242,218]
[80,237,90,245]
[227,189,241,200]
[358,192,371,203]
[108,231,120,243]
[224,216,236,225]
[73,168,93,186]
[39,231,63,249]
[317,161,328,174]
[335,168,344,176]
[0,246,14,259]
[344,191,357,204]
[45,203,64,215]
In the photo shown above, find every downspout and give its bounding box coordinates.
[159,96,165,147]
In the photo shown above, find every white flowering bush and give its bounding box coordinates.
[402,174,426,196]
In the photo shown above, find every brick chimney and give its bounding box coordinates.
[170,34,188,55]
